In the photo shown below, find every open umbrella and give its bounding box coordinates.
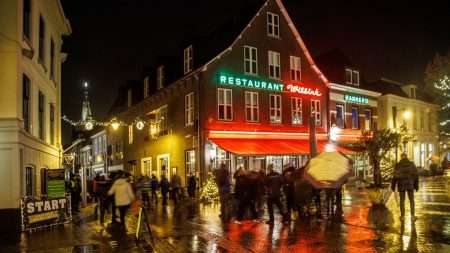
[304,151,352,189]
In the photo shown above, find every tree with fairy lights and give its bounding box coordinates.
[425,50,450,155]
[200,173,219,203]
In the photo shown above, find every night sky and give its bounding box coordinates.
[60,0,450,146]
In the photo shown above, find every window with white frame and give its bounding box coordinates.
[290,56,301,81]
[245,91,259,122]
[267,12,280,37]
[157,65,164,90]
[128,125,133,144]
[185,92,194,126]
[217,88,232,121]
[184,45,193,74]
[244,46,258,75]
[345,68,359,86]
[25,166,34,196]
[270,94,282,123]
[291,97,302,125]
[268,51,281,79]
[336,104,344,128]
[185,150,196,176]
[311,100,321,126]
[364,109,372,130]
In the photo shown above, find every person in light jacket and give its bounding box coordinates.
[108,172,135,229]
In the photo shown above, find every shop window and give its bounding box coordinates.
[311,100,321,126]
[351,107,359,129]
[336,104,344,129]
[185,92,194,126]
[217,88,232,121]
[244,46,258,75]
[270,94,282,123]
[185,150,196,176]
[291,97,302,125]
[267,12,280,37]
[268,50,281,79]
[245,91,259,122]
[23,74,31,133]
[184,45,193,74]
[364,109,371,130]
[290,56,301,81]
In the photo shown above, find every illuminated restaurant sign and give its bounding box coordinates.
[218,73,322,97]
[344,94,368,104]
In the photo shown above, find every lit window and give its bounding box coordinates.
[336,104,344,128]
[184,45,193,74]
[311,100,321,126]
[351,107,359,129]
[157,65,164,90]
[244,46,258,75]
[267,12,280,37]
[270,94,282,123]
[185,150,196,176]
[128,125,133,144]
[291,97,302,125]
[364,109,371,130]
[268,50,281,79]
[185,92,194,126]
[290,56,301,81]
[217,88,232,121]
[245,91,259,122]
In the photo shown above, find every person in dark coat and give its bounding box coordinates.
[150,174,159,203]
[235,169,258,221]
[214,163,232,220]
[392,153,419,221]
[282,166,296,221]
[187,174,197,198]
[265,164,287,224]
[160,175,170,206]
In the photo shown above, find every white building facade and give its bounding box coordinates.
[0,0,71,216]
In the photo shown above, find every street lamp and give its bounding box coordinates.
[403,110,412,120]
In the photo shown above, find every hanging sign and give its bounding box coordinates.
[217,72,322,97]
[46,169,66,198]
[21,195,72,231]
[344,94,368,104]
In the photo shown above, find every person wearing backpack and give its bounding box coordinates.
[392,153,419,221]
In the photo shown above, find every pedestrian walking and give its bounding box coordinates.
[256,169,266,215]
[69,174,81,212]
[187,174,197,199]
[150,174,159,203]
[282,166,296,221]
[391,153,419,221]
[108,172,135,230]
[171,172,182,205]
[95,175,109,224]
[265,164,287,224]
[139,176,152,208]
[160,175,170,206]
[214,163,232,221]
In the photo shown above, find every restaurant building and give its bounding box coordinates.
[315,50,381,179]
[116,0,345,186]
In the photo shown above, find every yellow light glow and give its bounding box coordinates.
[403,110,412,120]
[136,121,144,130]
[111,122,120,130]
[85,121,93,130]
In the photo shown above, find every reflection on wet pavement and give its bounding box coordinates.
[4,175,450,252]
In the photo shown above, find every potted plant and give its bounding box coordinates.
[358,125,413,206]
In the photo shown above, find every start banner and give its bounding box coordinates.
[21,195,72,231]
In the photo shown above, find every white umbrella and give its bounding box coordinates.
[304,151,352,189]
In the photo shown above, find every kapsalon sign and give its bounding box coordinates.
[344,94,368,104]
[218,73,322,97]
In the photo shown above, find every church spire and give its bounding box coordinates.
[81,82,93,122]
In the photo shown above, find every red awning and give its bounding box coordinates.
[209,138,352,156]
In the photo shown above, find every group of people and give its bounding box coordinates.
[214,163,343,225]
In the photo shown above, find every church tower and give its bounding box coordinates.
[81,82,93,122]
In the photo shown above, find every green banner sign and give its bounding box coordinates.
[344,94,369,104]
[46,169,66,198]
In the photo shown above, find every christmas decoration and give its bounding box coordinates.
[200,174,219,203]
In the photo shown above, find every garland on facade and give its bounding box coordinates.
[62,115,147,131]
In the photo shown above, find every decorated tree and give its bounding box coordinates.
[359,125,414,187]
[425,50,450,152]
[200,174,219,203]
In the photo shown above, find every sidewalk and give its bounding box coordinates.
[4,175,450,252]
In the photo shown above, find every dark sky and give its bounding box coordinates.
[60,0,450,145]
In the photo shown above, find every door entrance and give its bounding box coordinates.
[157,154,170,180]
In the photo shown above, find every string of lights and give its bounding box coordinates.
[62,115,148,131]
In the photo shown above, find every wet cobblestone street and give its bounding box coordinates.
[3,174,450,253]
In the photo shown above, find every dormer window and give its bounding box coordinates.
[184,45,193,74]
[143,77,149,98]
[157,65,164,90]
[345,68,359,86]
[267,12,280,38]
[410,87,416,99]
